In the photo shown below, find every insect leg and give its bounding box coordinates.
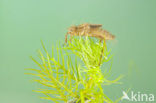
[69,35,73,43]
[103,39,106,49]
[63,33,69,46]
[65,33,69,43]
[99,39,106,66]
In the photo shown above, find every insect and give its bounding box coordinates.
[65,23,115,66]
[65,23,115,43]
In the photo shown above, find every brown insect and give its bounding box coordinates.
[65,23,115,43]
[65,23,115,66]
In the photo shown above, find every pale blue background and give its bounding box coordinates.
[0,0,156,103]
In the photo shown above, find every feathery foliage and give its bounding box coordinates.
[27,36,123,103]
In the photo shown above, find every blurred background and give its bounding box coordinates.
[0,0,156,103]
